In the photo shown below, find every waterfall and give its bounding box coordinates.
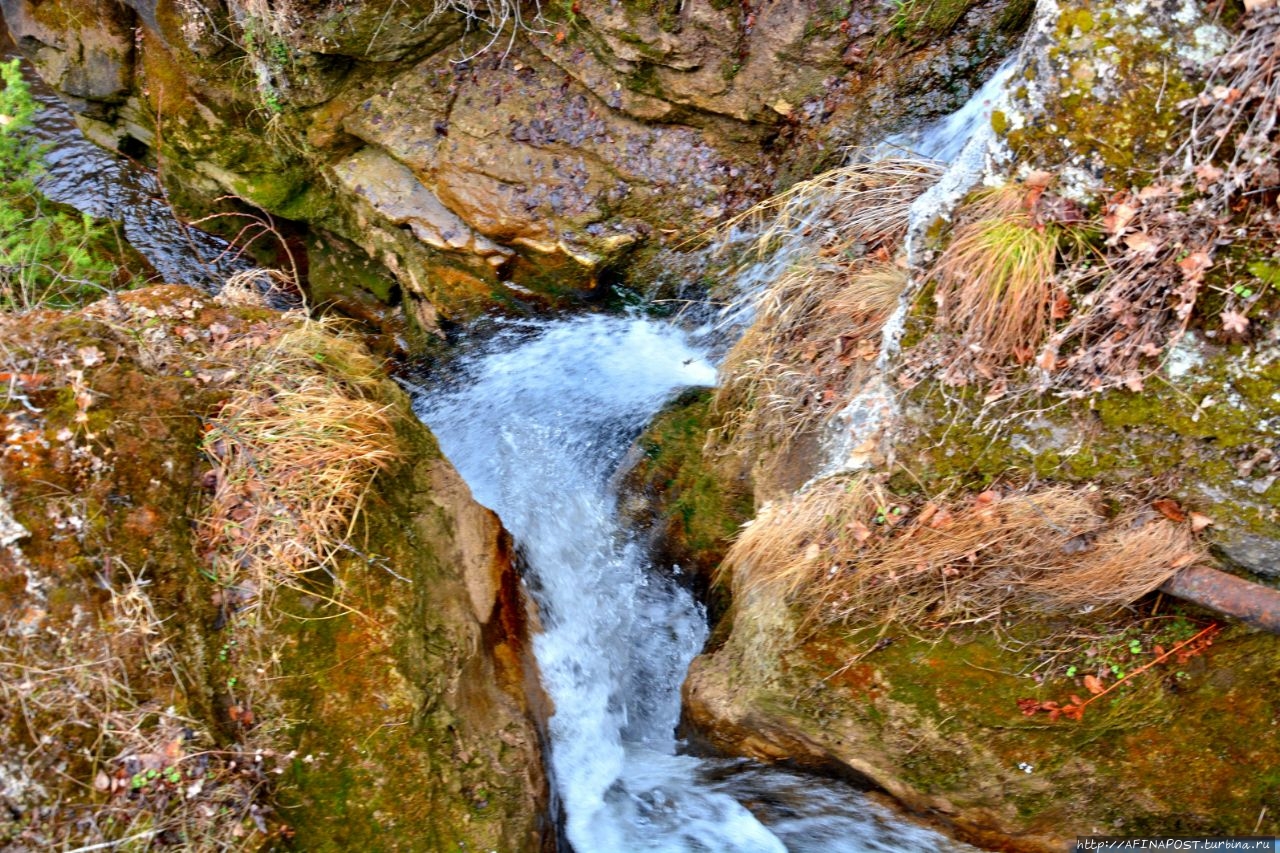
[411,14,1047,850]
[412,313,969,852]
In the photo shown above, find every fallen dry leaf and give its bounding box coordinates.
[1178,251,1212,283]
[1105,202,1138,237]
[1083,674,1105,695]
[1124,231,1159,255]
[1152,498,1187,522]
[1189,511,1214,533]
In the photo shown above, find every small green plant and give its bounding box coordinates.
[269,38,290,66]
[261,89,284,115]
[1248,260,1280,287]
[0,59,117,311]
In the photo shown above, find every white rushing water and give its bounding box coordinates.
[414,314,968,852]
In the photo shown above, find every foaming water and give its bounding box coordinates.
[413,314,967,852]
[2,39,252,288]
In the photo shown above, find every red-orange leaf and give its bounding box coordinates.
[1083,674,1105,695]
[1152,498,1187,522]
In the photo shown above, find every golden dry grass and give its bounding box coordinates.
[708,158,942,464]
[722,477,1201,629]
[928,185,1071,374]
[200,318,397,597]
[713,158,945,260]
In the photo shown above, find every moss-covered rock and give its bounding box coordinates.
[686,597,1280,849]
[0,286,548,850]
[670,0,1280,846]
[895,324,1280,581]
[618,388,753,586]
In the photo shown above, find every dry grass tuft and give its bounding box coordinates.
[929,185,1084,378]
[714,262,908,456]
[200,318,397,597]
[712,158,945,260]
[722,478,1201,629]
[708,158,941,463]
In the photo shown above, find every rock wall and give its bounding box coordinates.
[1,0,1028,335]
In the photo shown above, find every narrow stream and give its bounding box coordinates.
[5,14,1021,847]
[413,315,967,852]
[412,33,1032,848]
[1,32,251,288]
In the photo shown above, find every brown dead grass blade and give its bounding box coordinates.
[722,478,1201,629]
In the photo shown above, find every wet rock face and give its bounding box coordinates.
[0,0,134,111]
[3,0,1031,326]
[342,43,754,267]
[532,0,846,126]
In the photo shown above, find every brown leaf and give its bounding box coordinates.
[1050,291,1072,320]
[1189,511,1214,533]
[1193,162,1225,191]
[1152,498,1187,522]
[1083,674,1105,695]
[847,519,872,545]
[928,507,954,529]
[1104,202,1138,237]
[1123,231,1158,255]
[1025,170,1054,189]
[1178,251,1212,283]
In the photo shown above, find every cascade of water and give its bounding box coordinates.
[821,29,1050,477]
[414,314,971,852]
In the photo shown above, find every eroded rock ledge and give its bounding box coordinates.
[2,0,1028,335]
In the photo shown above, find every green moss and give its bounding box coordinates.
[621,389,753,582]
[888,0,982,45]
[1000,0,1196,181]
[714,610,1280,838]
[895,311,1280,546]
